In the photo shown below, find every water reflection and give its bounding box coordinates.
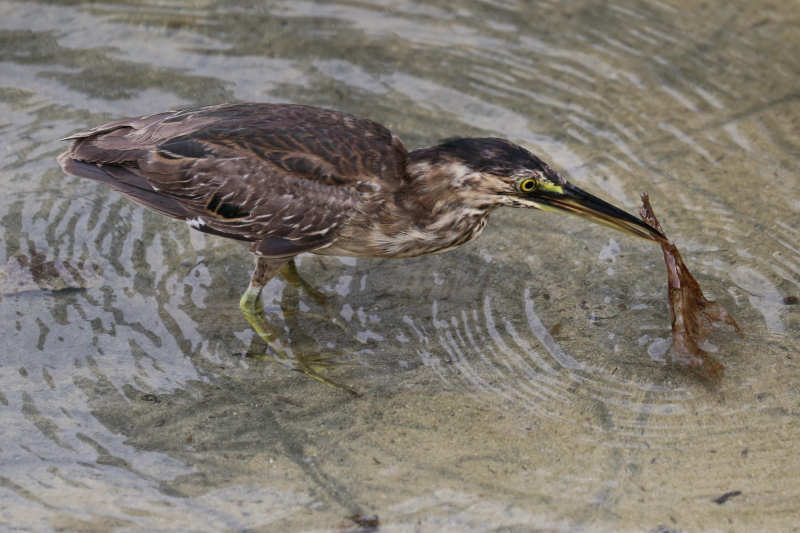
[1,0,799,530]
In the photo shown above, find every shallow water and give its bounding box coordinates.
[1,0,798,531]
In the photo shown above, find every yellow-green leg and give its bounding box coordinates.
[278,259,349,332]
[279,259,328,305]
[239,257,360,397]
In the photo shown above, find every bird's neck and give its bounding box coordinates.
[402,149,498,216]
[361,152,496,256]
[331,148,501,259]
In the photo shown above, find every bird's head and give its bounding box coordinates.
[409,137,664,242]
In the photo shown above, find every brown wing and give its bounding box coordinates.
[58,103,409,258]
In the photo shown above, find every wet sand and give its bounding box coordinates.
[1,1,798,531]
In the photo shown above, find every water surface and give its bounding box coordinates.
[1,1,798,531]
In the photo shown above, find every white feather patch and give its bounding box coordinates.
[187,217,206,229]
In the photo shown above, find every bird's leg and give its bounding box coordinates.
[279,259,328,306]
[239,257,284,346]
[278,258,349,332]
[241,256,360,397]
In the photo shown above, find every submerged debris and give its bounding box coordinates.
[712,490,742,505]
[639,193,741,383]
[349,514,379,529]
[0,248,103,295]
[336,513,379,533]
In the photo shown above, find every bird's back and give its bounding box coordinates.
[58,103,409,258]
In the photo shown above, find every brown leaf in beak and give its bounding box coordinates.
[640,193,742,384]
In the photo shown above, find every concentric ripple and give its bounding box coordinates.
[1,0,799,530]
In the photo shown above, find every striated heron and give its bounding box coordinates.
[58,103,663,395]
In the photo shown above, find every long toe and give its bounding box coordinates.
[295,352,362,397]
[281,308,351,333]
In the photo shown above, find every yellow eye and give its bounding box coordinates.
[518,178,536,193]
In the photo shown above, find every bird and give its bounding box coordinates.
[58,103,663,395]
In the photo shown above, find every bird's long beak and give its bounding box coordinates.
[535,182,665,242]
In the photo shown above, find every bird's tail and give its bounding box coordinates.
[57,151,190,219]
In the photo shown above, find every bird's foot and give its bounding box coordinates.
[240,273,360,397]
[281,308,350,333]
[247,349,361,397]
[294,352,362,397]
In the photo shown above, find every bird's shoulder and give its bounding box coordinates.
[65,103,410,190]
[99,103,409,190]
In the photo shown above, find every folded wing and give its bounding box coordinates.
[58,103,409,258]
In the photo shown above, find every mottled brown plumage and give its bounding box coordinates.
[58,102,662,394]
[59,103,410,258]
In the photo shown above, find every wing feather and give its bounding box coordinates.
[58,104,409,257]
